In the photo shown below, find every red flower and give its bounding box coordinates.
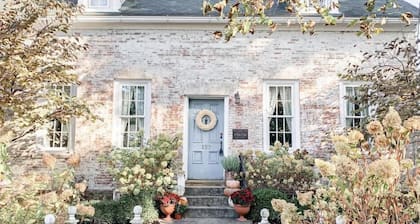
[158,192,180,206]
[230,188,255,206]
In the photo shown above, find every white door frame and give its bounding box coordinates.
[178,96,229,189]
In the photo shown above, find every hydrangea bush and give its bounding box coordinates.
[272,108,419,224]
[243,143,317,195]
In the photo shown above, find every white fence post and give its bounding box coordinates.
[259,208,270,224]
[130,205,143,224]
[44,214,55,224]
[66,206,79,224]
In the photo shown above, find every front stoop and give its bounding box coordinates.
[172,218,252,224]
[179,180,251,223]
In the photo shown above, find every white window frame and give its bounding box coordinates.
[263,80,301,151]
[78,0,124,12]
[37,86,77,152]
[339,81,370,128]
[112,80,151,149]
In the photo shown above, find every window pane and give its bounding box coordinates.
[277,101,284,115]
[121,118,129,132]
[129,101,136,115]
[284,87,291,100]
[278,133,284,145]
[269,118,276,131]
[123,133,128,147]
[62,134,68,147]
[285,133,292,147]
[346,100,353,116]
[129,118,137,132]
[270,133,276,146]
[283,101,292,115]
[136,86,144,100]
[130,86,136,101]
[136,101,144,115]
[55,120,62,131]
[277,118,283,131]
[353,118,361,128]
[346,118,353,127]
[137,118,144,131]
[285,118,292,132]
[269,87,277,116]
[90,0,108,7]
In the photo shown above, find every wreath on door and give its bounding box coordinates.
[195,109,218,131]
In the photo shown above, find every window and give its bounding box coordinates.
[264,81,300,150]
[39,86,76,151]
[113,80,151,149]
[89,0,108,7]
[299,0,340,14]
[340,83,369,128]
[78,0,122,12]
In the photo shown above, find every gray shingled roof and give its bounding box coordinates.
[117,0,418,17]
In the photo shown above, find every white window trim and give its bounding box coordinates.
[112,80,151,148]
[78,0,124,12]
[263,80,301,151]
[339,81,370,128]
[37,86,77,152]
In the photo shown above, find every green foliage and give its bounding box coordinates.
[221,155,240,173]
[247,188,291,223]
[339,38,418,121]
[244,143,317,195]
[203,0,411,41]
[0,0,95,143]
[105,134,182,195]
[92,192,158,224]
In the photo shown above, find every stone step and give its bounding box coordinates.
[186,180,225,187]
[184,206,237,218]
[184,186,224,196]
[171,218,252,224]
[187,196,229,207]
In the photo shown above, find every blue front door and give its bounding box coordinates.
[188,99,224,180]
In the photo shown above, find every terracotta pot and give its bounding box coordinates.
[233,204,251,222]
[174,213,182,220]
[225,171,234,180]
[224,188,240,197]
[160,204,176,222]
[226,180,240,188]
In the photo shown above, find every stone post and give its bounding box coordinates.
[66,206,79,224]
[44,214,55,224]
[130,205,143,224]
[259,208,270,224]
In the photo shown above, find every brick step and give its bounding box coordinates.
[184,206,237,218]
[186,180,224,187]
[184,186,224,196]
[187,195,229,207]
[171,218,252,224]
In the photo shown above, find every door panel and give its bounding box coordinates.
[188,99,224,180]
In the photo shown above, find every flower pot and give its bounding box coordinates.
[225,171,235,180]
[233,204,250,222]
[174,213,182,220]
[224,188,240,197]
[160,204,176,222]
[226,180,240,188]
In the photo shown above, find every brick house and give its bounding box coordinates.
[12,0,418,191]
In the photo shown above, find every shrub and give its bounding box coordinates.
[104,134,182,223]
[0,152,92,223]
[272,108,420,224]
[248,188,291,223]
[243,144,317,195]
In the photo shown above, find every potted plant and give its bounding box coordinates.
[221,155,241,196]
[174,197,188,220]
[230,188,255,221]
[221,155,241,180]
[157,192,180,222]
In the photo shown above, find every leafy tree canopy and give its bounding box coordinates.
[203,0,414,41]
[0,0,95,143]
[339,38,419,121]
